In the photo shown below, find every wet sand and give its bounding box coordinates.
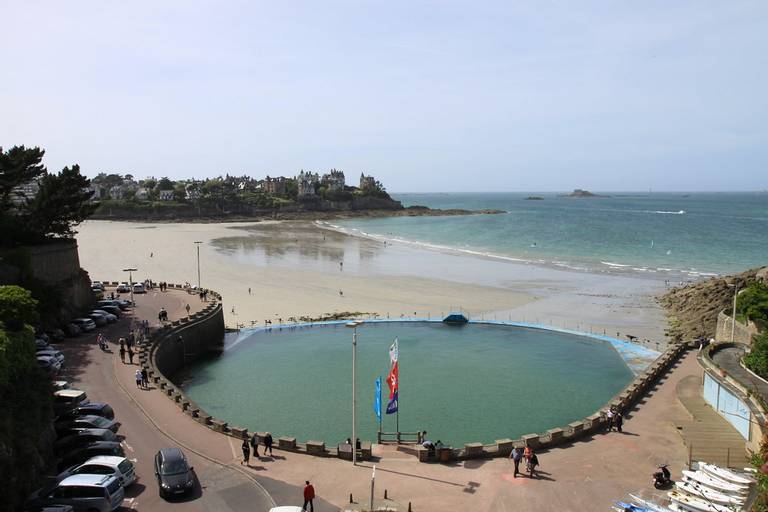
[76,220,668,345]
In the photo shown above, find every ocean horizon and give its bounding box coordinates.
[332,192,767,280]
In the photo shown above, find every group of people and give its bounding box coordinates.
[157,281,170,292]
[134,367,149,389]
[606,406,624,432]
[240,431,275,465]
[118,336,136,364]
[158,308,169,322]
[510,445,540,478]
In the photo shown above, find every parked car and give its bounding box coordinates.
[86,313,107,327]
[36,338,52,350]
[96,305,121,317]
[26,473,124,512]
[116,283,130,293]
[91,281,105,291]
[57,442,124,470]
[57,402,115,421]
[132,284,146,294]
[90,310,117,323]
[40,506,74,512]
[65,323,82,337]
[57,456,136,488]
[53,380,70,391]
[37,348,65,365]
[45,328,66,342]
[154,448,195,499]
[54,429,118,453]
[53,389,89,416]
[37,355,62,376]
[70,318,96,332]
[56,415,120,435]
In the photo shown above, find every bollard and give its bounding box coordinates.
[408,502,412,512]
[384,489,388,499]
[349,493,353,503]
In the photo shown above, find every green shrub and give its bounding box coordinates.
[745,332,768,379]
[738,281,768,327]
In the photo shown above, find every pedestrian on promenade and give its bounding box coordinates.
[527,449,539,478]
[127,346,134,365]
[510,446,523,478]
[264,432,273,456]
[615,411,623,433]
[606,407,615,432]
[250,432,260,458]
[248,287,251,295]
[303,480,315,512]
[241,438,250,466]
[135,369,142,388]
[185,303,191,315]
[119,344,126,364]
[141,368,149,389]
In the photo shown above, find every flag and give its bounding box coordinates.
[386,362,398,399]
[386,392,398,414]
[374,377,382,422]
[389,337,399,364]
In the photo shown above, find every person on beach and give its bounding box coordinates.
[250,432,260,458]
[248,287,251,295]
[141,368,148,389]
[303,480,315,512]
[127,346,134,365]
[264,432,274,456]
[231,305,236,314]
[339,261,343,271]
[241,438,250,465]
[510,446,523,478]
[339,289,343,297]
[135,369,142,388]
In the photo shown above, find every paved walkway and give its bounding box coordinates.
[674,375,747,467]
[712,345,768,399]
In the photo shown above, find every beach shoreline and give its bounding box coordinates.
[76,219,670,347]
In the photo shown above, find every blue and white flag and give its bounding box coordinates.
[386,392,398,415]
[374,377,382,422]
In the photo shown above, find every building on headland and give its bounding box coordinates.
[157,189,175,201]
[359,173,376,191]
[185,181,202,201]
[321,169,345,193]
[135,188,149,201]
[262,176,286,196]
[296,170,319,197]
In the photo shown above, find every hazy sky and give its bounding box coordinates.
[2,1,766,192]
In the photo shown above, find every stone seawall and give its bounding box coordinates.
[715,310,759,344]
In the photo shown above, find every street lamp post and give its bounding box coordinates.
[346,320,363,465]
[194,241,203,289]
[731,283,739,342]
[122,268,137,305]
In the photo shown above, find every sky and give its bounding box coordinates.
[1,1,767,192]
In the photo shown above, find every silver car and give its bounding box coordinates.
[71,318,96,332]
[27,473,124,512]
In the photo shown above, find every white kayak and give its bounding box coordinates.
[667,490,736,512]
[698,462,755,486]
[681,470,749,495]
[675,480,745,506]
[628,494,676,512]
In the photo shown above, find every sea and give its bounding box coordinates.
[332,192,768,280]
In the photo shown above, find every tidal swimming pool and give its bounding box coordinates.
[183,321,636,446]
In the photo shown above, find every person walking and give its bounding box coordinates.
[264,432,273,456]
[134,369,142,388]
[606,407,615,432]
[303,480,315,512]
[119,344,126,364]
[127,346,134,365]
[141,367,149,389]
[527,449,539,478]
[510,446,523,478]
[241,438,250,466]
[250,431,260,458]
[185,303,191,315]
[615,411,624,433]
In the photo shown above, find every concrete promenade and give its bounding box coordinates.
[64,287,727,511]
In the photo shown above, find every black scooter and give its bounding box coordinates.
[652,464,672,489]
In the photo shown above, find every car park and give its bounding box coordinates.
[70,318,96,332]
[57,402,115,421]
[56,415,120,435]
[57,456,136,488]
[54,429,118,452]
[154,447,195,499]
[26,473,124,512]
[57,442,124,470]
[116,283,130,293]
[53,389,89,416]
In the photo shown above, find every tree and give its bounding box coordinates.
[0,286,38,331]
[25,164,98,238]
[0,146,46,211]
[157,176,174,190]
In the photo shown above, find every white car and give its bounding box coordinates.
[132,283,146,294]
[116,283,131,293]
[59,455,137,488]
[91,281,105,290]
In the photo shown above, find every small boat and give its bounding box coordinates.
[681,470,748,495]
[628,494,675,512]
[698,462,755,486]
[615,502,654,512]
[667,491,735,512]
[675,481,744,506]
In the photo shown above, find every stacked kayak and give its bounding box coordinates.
[668,461,755,511]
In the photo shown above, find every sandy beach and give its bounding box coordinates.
[75,220,669,345]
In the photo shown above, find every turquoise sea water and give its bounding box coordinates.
[333,192,768,278]
[183,322,633,446]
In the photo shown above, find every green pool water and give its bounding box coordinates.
[183,322,633,446]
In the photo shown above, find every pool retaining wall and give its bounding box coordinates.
[138,293,687,463]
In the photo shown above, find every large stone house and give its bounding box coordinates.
[296,170,319,197]
[321,169,345,193]
[359,173,377,191]
[263,176,286,196]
